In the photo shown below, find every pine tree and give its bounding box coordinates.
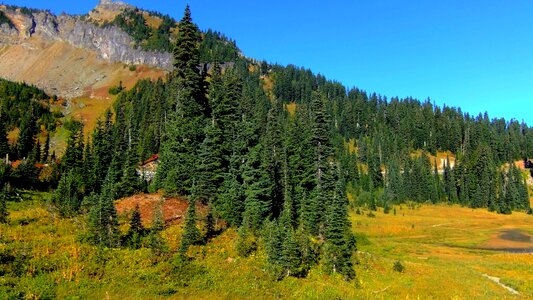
[52,170,81,216]
[303,91,334,236]
[42,133,50,163]
[0,114,9,160]
[0,185,9,224]
[88,182,120,247]
[116,141,141,198]
[205,207,215,241]
[194,124,224,203]
[242,144,272,231]
[444,156,458,203]
[15,106,37,160]
[149,200,167,253]
[323,164,355,280]
[218,159,244,227]
[156,6,208,195]
[126,204,144,249]
[179,198,202,255]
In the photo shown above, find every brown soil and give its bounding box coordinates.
[0,37,166,100]
[115,193,207,227]
[480,228,533,253]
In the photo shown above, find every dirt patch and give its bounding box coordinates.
[479,228,533,253]
[115,193,207,227]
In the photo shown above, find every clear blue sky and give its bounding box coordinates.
[3,0,533,124]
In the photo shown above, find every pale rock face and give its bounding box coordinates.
[0,6,173,70]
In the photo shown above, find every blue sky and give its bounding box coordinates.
[3,0,533,124]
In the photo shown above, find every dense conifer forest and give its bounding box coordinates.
[1,6,532,286]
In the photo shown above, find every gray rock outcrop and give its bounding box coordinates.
[0,6,173,70]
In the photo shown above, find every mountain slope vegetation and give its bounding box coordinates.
[0,2,532,299]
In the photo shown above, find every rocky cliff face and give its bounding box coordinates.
[0,4,173,70]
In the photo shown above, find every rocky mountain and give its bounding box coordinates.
[0,1,171,99]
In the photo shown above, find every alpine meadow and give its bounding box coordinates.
[0,1,532,299]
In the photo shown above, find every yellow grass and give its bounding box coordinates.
[352,203,533,299]
[2,194,532,299]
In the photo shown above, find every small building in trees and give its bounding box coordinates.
[137,154,159,181]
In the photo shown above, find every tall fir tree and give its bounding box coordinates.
[88,182,120,247]
[156,5,208,195]
[0,185,8,224]
[179,198,202,255]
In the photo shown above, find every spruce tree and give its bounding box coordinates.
[0,115,9,160]
[88,182,120,247]
[149,200,167,253]
[126,204,144,249]
[323,164,355,280]
[179,198,202,255]
[242,144,272,231]
[156,5,208,195]
[51,170,81,216]
[0,185,9,224]
[194,124,224,203]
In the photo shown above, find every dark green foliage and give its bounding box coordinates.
[199,30,239,63]
[393,260,405,273]
[0,112,9,159]
[242,144,272,232]
[179,199,202,255]
[0,185,9,223]
[88,183,120,248]
[125,204,144,249]
[51,170,83,216]
[156,6,207,195]
[0,11,15,28]
[33,4,533,285]
[108,82,124,95]
[323,165,356,280]
[149,201,167,254]
[205,207,215,240]
[0,79,55,140]
[111,8,150,46]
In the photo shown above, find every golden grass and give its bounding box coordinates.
[2,195,532,299]
[143,13,163,29]
[352,203,533,299]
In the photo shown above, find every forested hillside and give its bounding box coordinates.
[1,5,532,295]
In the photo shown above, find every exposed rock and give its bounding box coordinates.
[0,6,173,70]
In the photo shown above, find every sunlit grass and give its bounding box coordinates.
[1,194,531,299]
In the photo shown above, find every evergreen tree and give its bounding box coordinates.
[179,198,202,255]
[42,133,50,163]
[0,114,9,160]
[15,106,37,160]
[0,185,9,224]
[205,207,215,240]
[443,156,458,203]
[88,182,120,247]
[242,144,272,232]
[194,124,224,203]
[323,164,355,280]
[51,170,81,216]
[156,6,208,195]
[149,200,167,253]
[126,204,144,249]
[218,159,244,227]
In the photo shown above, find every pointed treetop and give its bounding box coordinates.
[183,5,192,23]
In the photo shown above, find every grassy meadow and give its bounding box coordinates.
[0,192,532,299]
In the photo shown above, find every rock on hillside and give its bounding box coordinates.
[0,3,171,99]
[0,5,172,70]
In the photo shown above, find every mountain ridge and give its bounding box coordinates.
[0,2,171,99]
